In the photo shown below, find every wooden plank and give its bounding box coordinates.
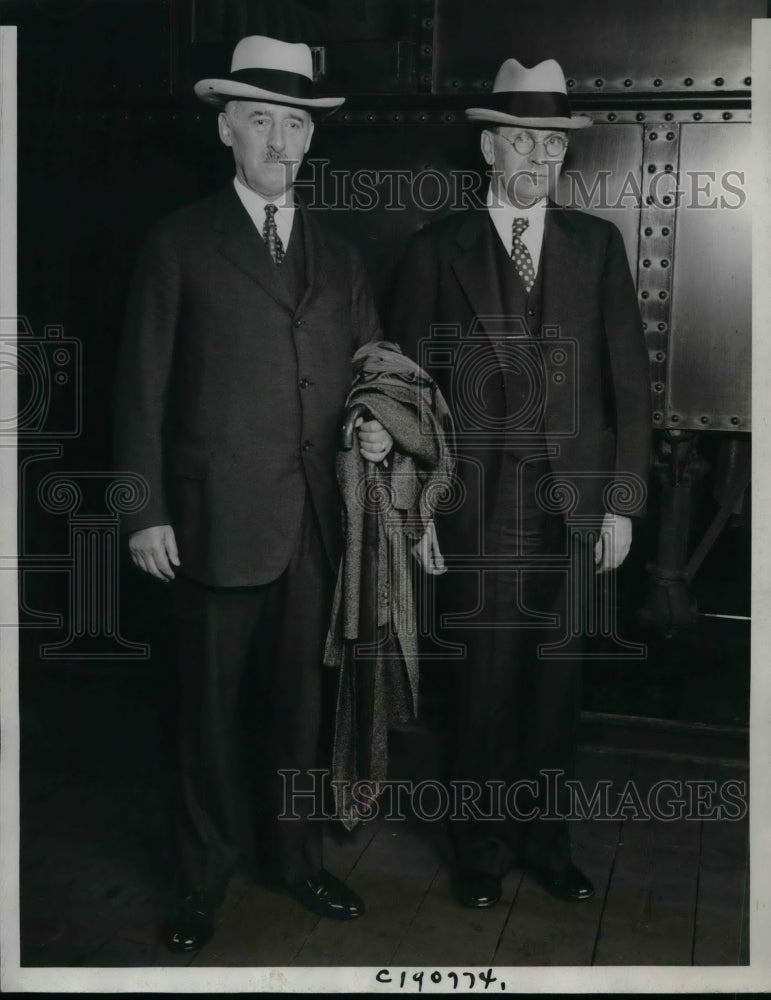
[492,749,634,966]
[593,758,704,965]
[291,818,442,966]
[692,763,750,965]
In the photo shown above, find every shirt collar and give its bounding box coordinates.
[486,185,547,218]
[233,176,296,217]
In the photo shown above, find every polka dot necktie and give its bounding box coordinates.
[511,217,536,292]
[263,203,285,265]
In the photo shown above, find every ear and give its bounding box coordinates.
[480,129,496,167]
[218,111,233,148]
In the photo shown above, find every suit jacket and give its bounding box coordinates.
[114,184,380,587]
[389,204,652,554]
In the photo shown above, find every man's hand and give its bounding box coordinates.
[412,520,446,575]
[355,416,393,463]
[594,513,632,573]
[128,524,180,581]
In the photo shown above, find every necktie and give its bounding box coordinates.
[263,203,285,265]
[511,217,536,293]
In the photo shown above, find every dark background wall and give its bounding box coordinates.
[7,0,755,732]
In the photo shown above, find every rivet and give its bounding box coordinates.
[392,113,402,122]
[642,321,648,331]
[422,17,433,27]
[444,113,455,122]
[653,78,663,87]
[662,227,670,236]
[481,80,491,89]
[367,113,376,122]
[661,259,669,267]
[648,164,657,174]
[452,79,461,88]
[656,352,665,361]
[700,416,710,424]
[342,112,352,122]
[693,112,702,120]
[653,412,662,421]
[671,413,680,422]
[595,78,604,87]
[745,76,752,86]
[666,131,675,140]
[422,45,432,56]
[684,78,694,87]
[723,112,732,120]
[567,79,576,88]
[421,74,431,85]
[644,227,653,236]
[646,195,654,205]
[658,322,667,331]
[624,79,633,88]
[662,195,672,205]
[608,112,617,122]
[655,383,664,393]
[643,259,652,267]
[665,112,674,121]
[714,77,724,86]
[636,112,645,121]
[641,291,650,299]
[649,132,658,140]
[665,163,673,172]
[419,113,428,122]
[659,290,668,299]
[731,416,740,425]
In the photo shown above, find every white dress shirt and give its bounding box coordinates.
[233,176,296,250]
[486,186,547,270]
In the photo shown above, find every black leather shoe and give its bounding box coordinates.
[452,872,502,909]
[286,869,365,920]
[528,862,595,902]
[164,893,215,952]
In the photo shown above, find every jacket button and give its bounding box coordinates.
[302,440,313,451]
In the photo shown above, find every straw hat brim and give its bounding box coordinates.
[194,78,345,109]
[466,108,592,130]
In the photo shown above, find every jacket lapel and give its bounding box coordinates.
[213,184,295,313]
[451,210,506,330]
[540,203,583,333]
[295,201,325,318]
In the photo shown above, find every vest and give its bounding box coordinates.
[489,220,547,455]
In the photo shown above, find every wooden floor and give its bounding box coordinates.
[19,666,749,968]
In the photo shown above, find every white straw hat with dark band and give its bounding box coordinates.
[466,58,592,130]
[195,35,345,110]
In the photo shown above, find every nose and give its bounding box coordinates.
[268,121,286,152]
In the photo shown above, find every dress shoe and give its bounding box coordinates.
[452,872,502,909]
[286,869,365,920]
[528,861,595,902]
[164,892,215,952]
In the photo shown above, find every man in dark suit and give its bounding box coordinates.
[391,58,651,908]
[114,34,393,951]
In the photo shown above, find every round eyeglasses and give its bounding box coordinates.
[501,131,568,158]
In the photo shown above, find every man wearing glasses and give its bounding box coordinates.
[391,58,650,909]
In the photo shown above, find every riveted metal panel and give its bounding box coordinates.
[555,123,644,274]
[666,123,751,430]
[434,0,761,94]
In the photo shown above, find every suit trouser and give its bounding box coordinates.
[447,454,586,877]
[171,495,333,900]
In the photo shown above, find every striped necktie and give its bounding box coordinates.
[511,217,536,292]
[263,203,285,265]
